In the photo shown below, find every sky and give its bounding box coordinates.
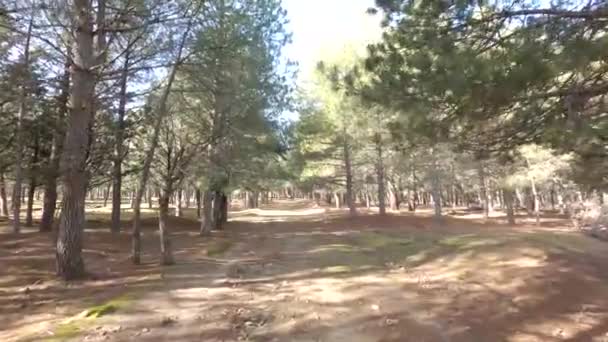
[281,0,382,85]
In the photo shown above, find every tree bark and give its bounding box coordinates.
[212,191,223,229]
[131,22,192,264]
[11,11,34,233]
[342,135,356,216]
[530,177,541,226]
[175,189,183,217]
[184,188,191,208]
[110,49,130,233]
[195,188,201,218]
[56,0,102,280]
[40,54,69,233]
[503,189,516,225]
[334,192,341,209]
[158,195,175,265]
[525,157,541,225]
[477,159,489,219]
[25,135,40,227]
[375,136,386,216]
[0,172,8,217]
[200,191,213,235]
[430,147,442,221]
[25,179,37,227]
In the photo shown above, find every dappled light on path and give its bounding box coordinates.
[1,200,608,341]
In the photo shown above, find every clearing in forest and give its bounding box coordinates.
[2,200,608,342]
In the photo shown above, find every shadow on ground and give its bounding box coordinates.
[1,200,608,341]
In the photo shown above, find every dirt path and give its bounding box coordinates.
[3,201,608,341]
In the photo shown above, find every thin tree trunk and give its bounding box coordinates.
[147,188,153,209]
[530,178,541,226]
[11,12,34,233]
[184,188,191,208]
[477,159,489,219]
[158,195,174,265]
[25,135,40,227]
[430,147,442,221]
[103,183,110,207]
[503,189,516,225]
[343,135,356,216]
[525,157,541,225]
[111,49,129,233]
[131,22,193,264]
[40,54,69,233]
[212,191,223,229]
[40,144,60,233]
[0,172,8,217]
[375,137,386,216]
[195,188,201,218]
[175,189,183,217]
[200,191,213,235]
[219,192,228,225]
[25,179,37,227]
[550,183,556,211]
[557,187,565,215]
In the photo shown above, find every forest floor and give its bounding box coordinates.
[2,200,608,342]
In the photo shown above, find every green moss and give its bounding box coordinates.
[39,294,132,342]
[439,234,504,249]
[207,239,233,256]
[357,232,413,249]
[86,294,132,318]
[85,303,116,318]
[525,232,591,254]
[42,322,83,342]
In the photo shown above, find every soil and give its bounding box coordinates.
[2,200,608,342]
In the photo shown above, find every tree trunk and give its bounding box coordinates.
[220,193,228,225]
[343,136,356,216]
[503,189,516,225]
[430,147,442,221]
[11,13,34,233]
[111,49,129,234]
[24,134,40,227]
[530,178,541,226]
[253,191,260,209]
[0,172,8,217]
[56,0,103,280]
[175,189,183,217]
[557,188,565,215]
[40,55,69,233]
[146,188,153,209]
[477,159,489,219]
[184,188,191,208]
[524,157,541,225]
[550,184,556,211]
[25,180,37,227]
[131,22,192,264]
[39,142,59,234]
[158,195,174,265]
[200,191,214,235]
[110,160,122,232]
[196,188,202,218]
[334,192,341,209]
[212,191,223,229]
[375,138,386,216]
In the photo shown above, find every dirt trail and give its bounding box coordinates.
[88,203,452,342]
[3,201,608,342]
